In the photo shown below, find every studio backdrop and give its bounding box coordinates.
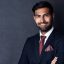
[0,0,64,64]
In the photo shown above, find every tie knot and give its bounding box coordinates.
[41,36,46,40]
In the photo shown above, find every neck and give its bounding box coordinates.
[41,31,46,35]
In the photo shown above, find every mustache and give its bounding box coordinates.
[38,22,48,25]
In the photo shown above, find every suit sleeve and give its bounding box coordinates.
[55,38,64,64]
[18,39,29,64]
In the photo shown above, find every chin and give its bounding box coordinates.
[40,27,52,32]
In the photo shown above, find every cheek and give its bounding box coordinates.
[44,17,51,22]
[34,18,40,24]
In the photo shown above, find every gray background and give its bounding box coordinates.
[0,0,64,64]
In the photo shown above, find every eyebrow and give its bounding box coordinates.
[35,12,50,16]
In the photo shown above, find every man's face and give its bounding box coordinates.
[33,8,54,32]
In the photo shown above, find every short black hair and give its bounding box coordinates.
[32,1,54,15]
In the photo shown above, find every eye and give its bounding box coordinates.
[35,15,41,18]
[44,14,50,17]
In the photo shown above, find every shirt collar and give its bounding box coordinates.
[40,26,54,37]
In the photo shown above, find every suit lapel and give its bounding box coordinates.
[33,34,41,63]
[43,30,55,51]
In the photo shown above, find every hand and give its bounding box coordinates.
[51,57,58,64]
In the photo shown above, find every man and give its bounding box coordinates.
[18,1,64,64]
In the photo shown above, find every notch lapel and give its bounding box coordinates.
[40,30,56,57]
[33,34,41,63]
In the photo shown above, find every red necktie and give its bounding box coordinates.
[39,36,46,55]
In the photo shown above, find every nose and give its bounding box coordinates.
[40,16,45,23]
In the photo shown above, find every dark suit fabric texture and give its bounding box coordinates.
[18,30,64,64]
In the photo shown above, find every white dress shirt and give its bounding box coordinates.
[39,27,54,45]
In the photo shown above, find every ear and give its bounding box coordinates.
[33,15,36,20]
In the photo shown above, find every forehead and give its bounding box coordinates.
[35,8,50,15]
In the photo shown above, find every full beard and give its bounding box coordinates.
[37,23,53,32]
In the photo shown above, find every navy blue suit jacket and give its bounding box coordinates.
[18,30,64,64]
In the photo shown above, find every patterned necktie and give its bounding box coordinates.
[39,36,46,55]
